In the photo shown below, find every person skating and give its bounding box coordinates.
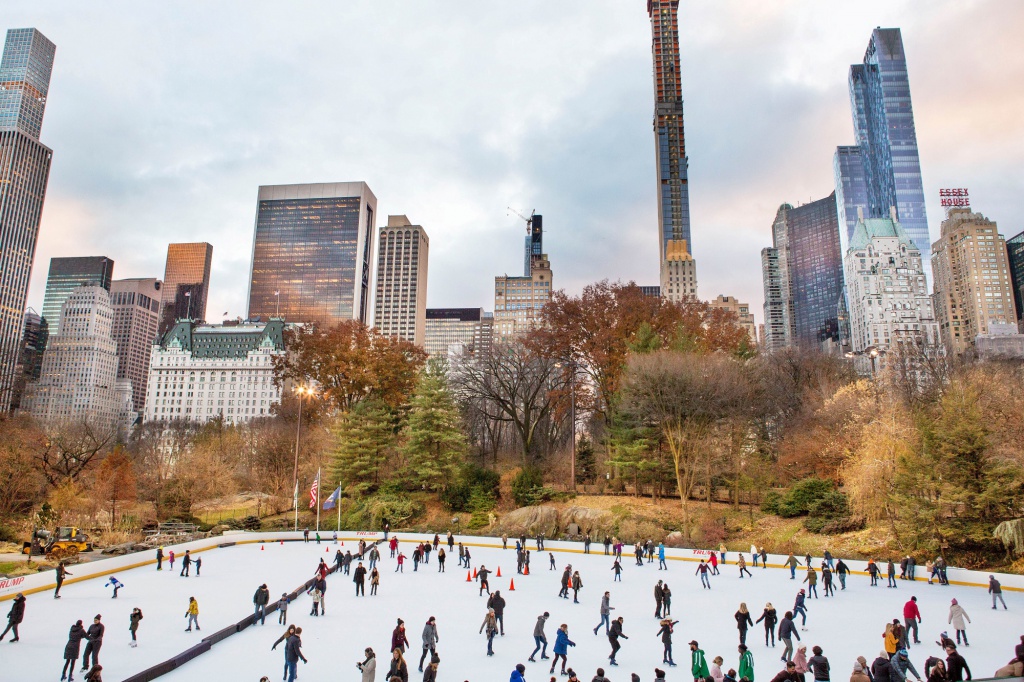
[481,608,499,656]
[739,644,755,682]
[81,615,104,671]
[785,554,801,580]
[284,627,307,682]
[739,553,753,578]
[396,552,406,572]
[663,584,673,616]
[691,640,711,682]
[611,559,622,581]
[168,549,175,571]
[354,561,367,596]
[104,576,123,599]
[769,661,801,682]
[868,560,880,586]
[387,648,409,682]
[572,571,583,603]
[550,553,557,571]
[194,555,202,576]
[944,644,970,682]
[736,603,754,645]
[551,623,576,675]
[1,592,26,642]
[947,600,970,646]
[793,590,808,630]
[925,659,948,682]
[155,547,163,571]
[712,656,726,682]
[277,593,290,625]
[422,652,440,682]
[530,611,550,661]
[696,561,712,589]
[254,584,271,625]
[418,616,439,672]
[635,543,644,566]
[710,552,720,575]
[756,603,778,647]
[560,566,572,599]
[308,582,322,617]
[884,623,899,659]
[778,611,800,662]
[594,592,613,635]
[55,561,72,598]
[437,548,445,572]
[835,560,849,590]
[180,549,192,577]
[488,590,507,635]
[608,617,628,666]
[760,547,768,569]
[654,581,665,617]
[358,647,376,682]
[512,662,528,682]
[821,565,834,597]
[892,648,923,682]
[807,646,830,682]
[479,564,492,596]
[604,536,612,555]
[371,567,380,595]
[83,664,102,682]
[803,567,818,599]
[392,618,409,653]
[657,618,679,666]
[752,544,760,567]
[184,597,200,631]
[62,620,86,681]
[903,596,922,645]
[888,561,898,588]
[989,575,1008,610]
[658,543,667,570]
[128,608,143,647]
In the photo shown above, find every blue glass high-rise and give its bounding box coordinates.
[835,28,930,269]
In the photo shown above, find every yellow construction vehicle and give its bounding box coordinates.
[22,527,93,561]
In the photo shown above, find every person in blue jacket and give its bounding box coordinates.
[658,543,668,570]
[550,622,576,676]
[511,662,527,682]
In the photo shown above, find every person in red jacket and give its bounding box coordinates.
[904,596,922,645]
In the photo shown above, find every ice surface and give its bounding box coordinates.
[3,537,1018,682]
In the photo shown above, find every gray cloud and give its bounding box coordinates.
[7,0,1023,325]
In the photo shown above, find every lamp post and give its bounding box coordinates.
[292,384,315,532]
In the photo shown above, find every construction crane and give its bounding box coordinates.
[506,207,535,233]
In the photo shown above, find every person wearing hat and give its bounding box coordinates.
[904,597,922,645]
[691,641,710,682]
[253,584,270,625]
[792,590,808,630]
[892,648,922,682]
[947,599,970,646]
[357,647,376,682]
[1,592,26,642]
[419,616,439,672]
[422,652,440,682]
[739,644,755,682]
[592,667,611,682]
[63,619,87,680]
[392,618,409,653]
[82,615,104,671]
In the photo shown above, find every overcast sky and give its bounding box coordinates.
[9,1,1024,325]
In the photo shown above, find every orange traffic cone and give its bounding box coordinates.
[466,571,472,582]
[473,567,478,579]
[508,579,515,591]
[567,577,573,588]
[524,565,530,575]
[261,545,264,551]
[496,567,502,577]
[325,547,329,552]
[280,540,284,545]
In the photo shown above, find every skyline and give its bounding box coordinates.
[8,1,1024,324]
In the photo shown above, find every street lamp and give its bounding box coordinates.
[292,384,316,532]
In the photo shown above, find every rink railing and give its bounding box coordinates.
[2,530,1023,603]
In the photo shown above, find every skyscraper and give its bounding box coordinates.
[1006,230,1024,331]
[835,28,929,268]
[931,209,1017,355]
[0,28,55,410]
[523,214,543,276]
[159,242,212,333]
[373,215,429,346]
[247,182,377,326]
[760,194,844,351]
[41,256,114,336]
[111,278,162,412]
[424,308,494,361]
[494,218,553,338]
[11,308,46,410]
[648,0,697,302]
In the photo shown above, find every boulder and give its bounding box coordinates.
[559,506,615,537]
[494,506,560,537]
[663,531,688,548]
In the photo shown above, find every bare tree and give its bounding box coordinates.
[33,421,117,487]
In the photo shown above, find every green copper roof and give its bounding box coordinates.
[848,217,917,252]
[159,319,285,358]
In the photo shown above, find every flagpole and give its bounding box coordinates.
[336,487,341,532]
[315,468,321,533]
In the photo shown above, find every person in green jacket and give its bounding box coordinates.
[785,554,801,580]
[739,643,755,682]
[691,640,710,682]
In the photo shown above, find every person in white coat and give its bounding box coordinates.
[358,647,376,681]
[947,599,971,646]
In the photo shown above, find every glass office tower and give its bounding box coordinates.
[159,242,212,333]
[836,28,929,268]
[247,182,377,326]
[41,256,114,336]
[0,28,55,410]
[1005,231,1024,330]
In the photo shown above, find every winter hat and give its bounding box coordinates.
[799,589,805,594]
[853,662,865,674]
[397,618,404,625]
[516,663,526,673]
[880,651,889,660]
[430,653,440,664]
[951,598,958,605]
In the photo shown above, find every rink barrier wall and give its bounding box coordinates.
[0,531,384,601]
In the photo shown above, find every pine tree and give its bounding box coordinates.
[402,371,467,491]
[329,399,395,496]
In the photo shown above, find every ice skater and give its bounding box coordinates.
[785,554,801,580]
[62,620,86,681]
[551,623,576,675]
[836,559,849,590]
[480,608,498,656]
[657,618,679,666]
[608,616,628,666]
[989,576,1008,610]
[478,564,491,596]
[529,611,550,661]
[277,593,290,625]
[370,567,380,595]
[738,553,752,578]
[947,599,970,646]
[658,543,667,570]
[736,603,753,645]
[756,603,778,647]
[284,627,307,682]
[571,570,583,603]
[487,590,506,635]
[55,561,72,598]
[696,560,712,589]
[104,576,123,598]
[81,615,104,671]
[560,565,572,598]
[593,592,613,635]
[180,549,192,577]
[419,616,439,672]
[803,567,818,598]
[168,549,175,571]
[793,590,808,630]
[184,597,200,632]
[155,547,163,571]
[254,584,270,625]
[904,597,922,644]
[354,561,367,596]
[740,644,755,682]
[778,611,800,661]
[129,608,143,647]
[0,592,25,643]
[611,559,622,581]
[194,555,201,576]
[691,640,711,681]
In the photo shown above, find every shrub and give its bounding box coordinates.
[510,468,545,507]
[441,464,501,512]
[819,515,866,534]
[366,492,422,530]
[803,490,854,533]
[697,516,726,546]
[761,490,782,515]
[0,524,18,543]
[763,478,836,518]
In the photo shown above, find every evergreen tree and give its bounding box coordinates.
[574,435,597,484]
[329,399,395,496]
[402,371,467,491]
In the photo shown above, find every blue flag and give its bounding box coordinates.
[322,486,342,510]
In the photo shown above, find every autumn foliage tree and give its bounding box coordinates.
[93,447,138,528]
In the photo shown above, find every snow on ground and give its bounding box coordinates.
[4,537,1018,682]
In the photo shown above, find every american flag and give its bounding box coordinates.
[308,474,319,509]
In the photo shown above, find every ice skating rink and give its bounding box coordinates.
[3,536,1018,682]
